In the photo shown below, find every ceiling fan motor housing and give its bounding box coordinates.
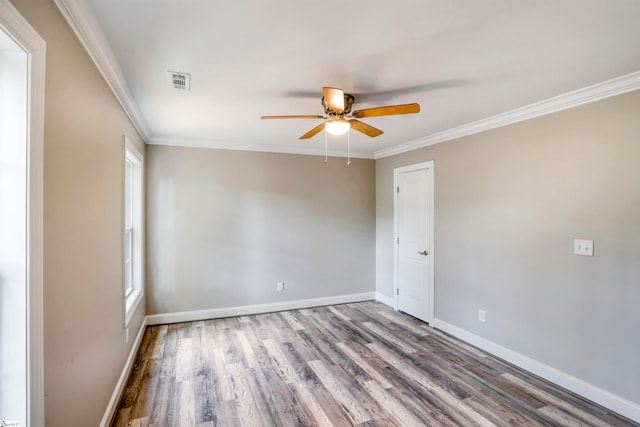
[322,93,354,115]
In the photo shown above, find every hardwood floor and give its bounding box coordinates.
[112,301,637,426]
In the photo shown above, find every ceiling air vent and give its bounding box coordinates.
[167,71,190,91]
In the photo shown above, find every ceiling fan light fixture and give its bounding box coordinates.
[324,119,351,136]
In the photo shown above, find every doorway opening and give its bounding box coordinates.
[0,25,28,427]
[0,2,45,425]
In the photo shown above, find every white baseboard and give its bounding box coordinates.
[99,317,148,427]
[146,292,376,325]
[433,318,640,423]
[375,292,395,308]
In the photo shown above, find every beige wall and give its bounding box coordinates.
[146,146,375,314]
[9,0,146,426]
[376,90,640,405]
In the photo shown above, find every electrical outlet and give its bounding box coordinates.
[573,239,594,256]
[479,310,486,323]
[276,281,284,291]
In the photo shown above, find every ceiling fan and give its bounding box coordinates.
[261,87,420,140]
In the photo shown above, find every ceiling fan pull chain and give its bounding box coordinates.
[347,130,351,166]
[324,131,328,165]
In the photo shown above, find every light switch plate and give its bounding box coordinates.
[574,239,594,256]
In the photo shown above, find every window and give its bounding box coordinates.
[124,157,133,297]
[124,136,143,325]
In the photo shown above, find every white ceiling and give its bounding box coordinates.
[58,0,640,158]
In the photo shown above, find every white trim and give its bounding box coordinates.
[146,292,376,325]
[393,161,435,324]
[52,0,149,141]
[123,136,144,327]
[47,0,640,160]
[50,0,640,160]
[124,289,143,326]
[0,2,46,426]
[433,318,640,423]
[375,292,395,308]
[124,135,144,161]
[149,137,375,160]
[99,317,148,427]
[375,71,640,159]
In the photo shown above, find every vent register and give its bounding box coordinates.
[167,71,190,90]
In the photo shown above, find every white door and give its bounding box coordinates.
[395,162,433,323]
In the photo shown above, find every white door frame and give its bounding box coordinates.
[393,161,435,324]
[0,1,45,426]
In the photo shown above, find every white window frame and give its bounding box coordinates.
[123,136,144,326]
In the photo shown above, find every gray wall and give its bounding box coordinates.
[146,146,375,314]
[10,0,147,425]
[376,90,640,404]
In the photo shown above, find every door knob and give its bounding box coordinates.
[417,250,429,256]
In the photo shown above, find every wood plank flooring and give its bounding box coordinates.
[112,301,638,426]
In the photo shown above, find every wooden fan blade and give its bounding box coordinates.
[299,123,325,140]
[261,115,324,119]
[352,103,420,118]
[350,119,383,138]
[323,87,345,113]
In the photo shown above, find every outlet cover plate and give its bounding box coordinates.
[574,239,594,256]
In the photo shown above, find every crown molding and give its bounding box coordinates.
[374,71,640,159]
[149,137,375,159]
[51,0,639,159]
[53,0,150,141]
